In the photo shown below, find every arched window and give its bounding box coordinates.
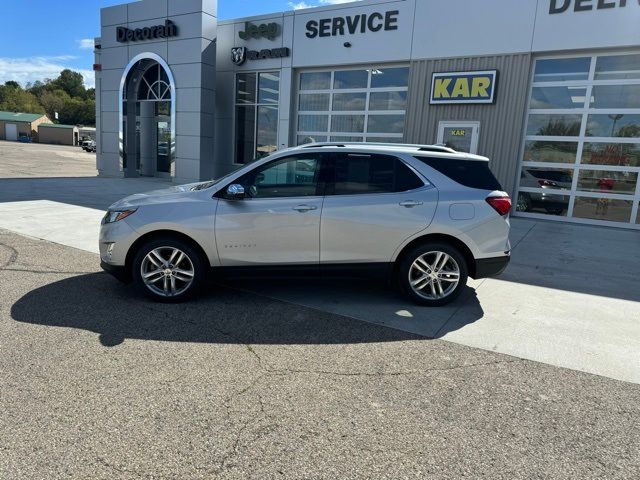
[122,60,173,101]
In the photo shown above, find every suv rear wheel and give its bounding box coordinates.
[398,242,468,306]
[132,237,205,302]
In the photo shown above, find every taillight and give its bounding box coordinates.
[486,195,511,216]
[538,179,557,187]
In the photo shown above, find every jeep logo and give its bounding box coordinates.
[238,21,280,41]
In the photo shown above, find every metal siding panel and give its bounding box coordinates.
[405,53,532,196]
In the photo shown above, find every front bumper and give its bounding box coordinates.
[473,254,510,279]
[99,218,137,266]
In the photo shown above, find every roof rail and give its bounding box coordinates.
[417,145,456,153]
[299,141,456,153]
[300,142,346,148]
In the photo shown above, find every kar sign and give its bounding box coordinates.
[430,70,498,105]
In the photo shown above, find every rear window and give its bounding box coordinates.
[414,156,502,191]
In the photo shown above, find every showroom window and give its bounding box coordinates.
[296,66,409,145]
[516,53,640,227]
[235,72,280,164]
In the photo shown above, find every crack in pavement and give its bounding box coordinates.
[262,358,523,378]
[95,456,149,479]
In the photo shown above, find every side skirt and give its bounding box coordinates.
[212,263,393,281]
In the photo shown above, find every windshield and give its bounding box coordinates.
[189,169,242,191]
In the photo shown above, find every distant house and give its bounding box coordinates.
[0,111,51,142]
[38,124,81,146]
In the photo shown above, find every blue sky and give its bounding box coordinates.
[0,0,356,89]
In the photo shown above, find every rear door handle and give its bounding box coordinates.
[292,204,318,212]
[399,200,423,208]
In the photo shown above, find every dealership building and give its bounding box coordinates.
[95,0,640,229]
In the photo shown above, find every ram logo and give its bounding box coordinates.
[231,47,247,66]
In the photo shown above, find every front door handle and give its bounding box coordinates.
[292,204,318,212]
[399,200,424,208]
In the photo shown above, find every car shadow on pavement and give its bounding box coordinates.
[0,176,170,210]
[10,273,483,347]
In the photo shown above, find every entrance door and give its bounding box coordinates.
[437,121,480,154]
[5,124,18,141]
[155,101,171,177]
[215,153,324,266]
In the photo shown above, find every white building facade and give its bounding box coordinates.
[95,0,640,228]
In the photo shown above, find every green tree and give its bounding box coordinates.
[59,97,95,125]
[52,69,86,99]
[26,80,49,98]
[39,89,70,121]
[4,80,21,89]
[0,85,44,114]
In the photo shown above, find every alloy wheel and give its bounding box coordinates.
[140,247,195,297]
[408,251,461,300]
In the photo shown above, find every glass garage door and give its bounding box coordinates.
[295,66,409,146]
[516,53,640,228]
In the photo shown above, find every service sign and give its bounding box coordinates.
[430,70,498,105]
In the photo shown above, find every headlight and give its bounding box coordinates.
[102,209,137,224]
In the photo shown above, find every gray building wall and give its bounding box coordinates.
[404,53,532,196]
[97,0,217,183]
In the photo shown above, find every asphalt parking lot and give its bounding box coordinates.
[1,142,639,478]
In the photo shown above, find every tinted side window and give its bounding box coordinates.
[414,156,502,191]
[235,154,321,198]
[331,154,423,195]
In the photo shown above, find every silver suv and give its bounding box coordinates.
[100,143,511,306]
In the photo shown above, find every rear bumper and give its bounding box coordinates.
[100,261,131,283]
[473,255,510,279]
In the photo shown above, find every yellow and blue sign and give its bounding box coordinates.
[430,70,498,105]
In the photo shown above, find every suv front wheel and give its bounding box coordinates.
[398,242,468,306]
[132,237,205,302]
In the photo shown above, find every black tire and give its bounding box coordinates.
[545,207,564,215]
[397,242,468,307]
[131,237,206,302]
[516,193,532,212]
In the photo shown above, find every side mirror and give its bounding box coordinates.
[226,184,245,199]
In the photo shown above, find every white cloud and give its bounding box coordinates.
[78,38,94,50]
[0,56,95,89]
[289,1,313,8]
[289,0,361,9]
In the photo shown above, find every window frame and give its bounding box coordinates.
[295,64,410,146]
[218,153,327,200]
[515,51,640,228]
[233,71,281,165]
[323,152,426,197]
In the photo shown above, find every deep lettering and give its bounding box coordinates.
[306,20,318,38]
[367,12,383,32]
[549,0,571,13]
[346,15,360,34]
[305,11,400,38]
[574,0,593,11]
[385,10,399,30]
[319,18,331,37]
[116,20,177,42]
